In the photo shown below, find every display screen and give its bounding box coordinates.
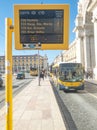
[19,10,64,43]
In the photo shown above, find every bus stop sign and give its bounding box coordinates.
[14,4,69,50]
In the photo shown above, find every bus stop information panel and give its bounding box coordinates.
[14,4,69,50]
[20,10,63,43]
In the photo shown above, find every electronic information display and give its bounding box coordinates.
[20,10,63,43]
[14,4,69,50]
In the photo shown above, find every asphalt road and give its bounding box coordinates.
[1,75,97,130]
[52,81,97,130]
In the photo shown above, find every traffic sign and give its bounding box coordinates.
[14,4,69,50]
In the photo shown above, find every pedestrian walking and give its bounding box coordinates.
[40,71,44,80]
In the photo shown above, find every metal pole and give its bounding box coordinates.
[5,18,13,130]
[38,50,40,86]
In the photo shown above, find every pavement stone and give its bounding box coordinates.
[0,77,66,130]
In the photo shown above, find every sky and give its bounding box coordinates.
[0,0,79,64]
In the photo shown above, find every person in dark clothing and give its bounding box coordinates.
[40,71,44,80]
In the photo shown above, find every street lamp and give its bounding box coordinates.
[38,42,41,86]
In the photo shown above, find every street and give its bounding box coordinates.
[52,81,97,130]
[0,75,97,130]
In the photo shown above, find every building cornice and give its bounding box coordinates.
[73,26,83,32]
[87,1,97,11]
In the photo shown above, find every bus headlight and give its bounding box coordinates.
[65,86,68,89]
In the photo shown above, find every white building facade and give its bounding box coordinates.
[53,0,97,79]
[74,0,95,73]
[88,0,97,78]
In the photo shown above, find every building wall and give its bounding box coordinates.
[0,54,48,73]
[53,0,97,79]
[88,0,97,79]
[63,41,77,63]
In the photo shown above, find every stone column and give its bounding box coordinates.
[83,35,91,71]
[80,37,85,66]
[76,37,84,64]
[93,16,97,79]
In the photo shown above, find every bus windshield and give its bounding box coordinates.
[30,68,37,71]
[59,63,84,82]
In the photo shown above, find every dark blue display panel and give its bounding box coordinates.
[19,10,64,44]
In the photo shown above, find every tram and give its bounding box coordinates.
[30,67,38,76]
[52,62,84,91]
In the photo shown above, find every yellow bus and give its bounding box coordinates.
[30,67,38,76]
[52,62,84,91]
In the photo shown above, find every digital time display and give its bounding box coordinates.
[19,10,64,44]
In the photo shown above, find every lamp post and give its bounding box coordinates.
[38,42,41,86]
